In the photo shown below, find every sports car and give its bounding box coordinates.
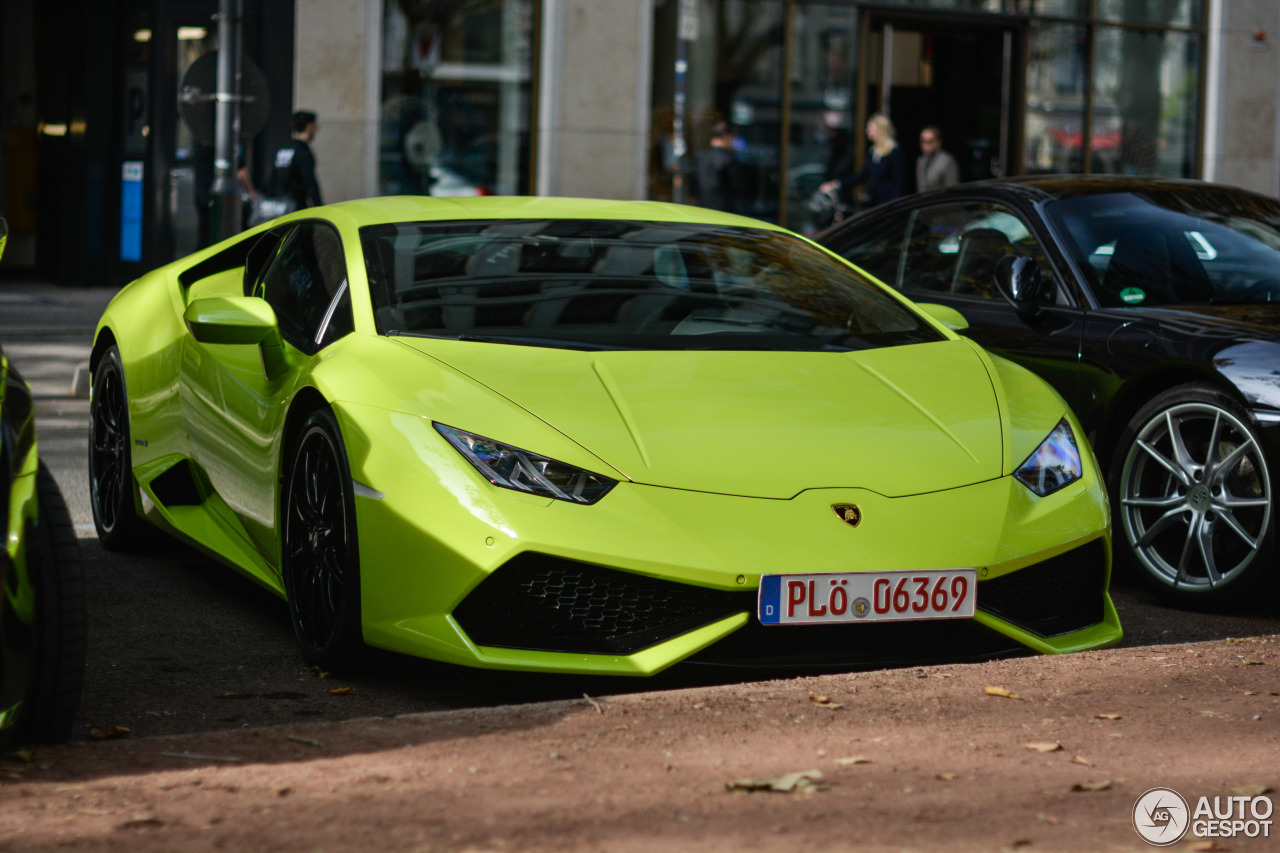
[817,176,1280,608]
[1,217,86,746]
[89,197,1121,674]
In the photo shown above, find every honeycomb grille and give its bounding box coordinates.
[977,539,1108,637]
[453,553,746,655]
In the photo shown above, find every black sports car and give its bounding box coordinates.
[0,217,85,746]
[817,176,1280,608]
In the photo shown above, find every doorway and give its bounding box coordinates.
[857,10,1026,188]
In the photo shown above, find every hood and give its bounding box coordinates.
[396,338,1005,499]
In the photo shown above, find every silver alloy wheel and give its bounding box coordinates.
[1118,401,1271,593]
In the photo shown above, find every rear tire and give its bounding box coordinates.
[1110,383,1275,608]
[88,345,147,550]
[282,407,365,671]
[13,465,87,745]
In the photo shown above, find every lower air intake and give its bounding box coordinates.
[453,552,747,655]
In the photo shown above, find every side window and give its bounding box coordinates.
[257,223,351,353]
[827,209,911,287]
[902,202,1057,301]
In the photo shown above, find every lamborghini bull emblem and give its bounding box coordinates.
[832,504,862,527]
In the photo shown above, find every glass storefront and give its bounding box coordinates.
[379,0,535,198]
[651,0,1206,231]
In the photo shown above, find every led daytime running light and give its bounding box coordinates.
[435,423,616,505]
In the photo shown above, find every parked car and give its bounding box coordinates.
[89,196,1120,674]
[0,217,86,746]
[817,176,1280,608]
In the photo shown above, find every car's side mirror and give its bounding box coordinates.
[184,296,287,378]
[994,255,1045,319]
[915,302,970,332]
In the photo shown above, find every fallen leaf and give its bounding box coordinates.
[89,725,132,741]
[809,694,843,710]
[835,756,871,766]
[1228,785,1273,797]
[328,686,354,696]
[1069,755,1092,766]
[309,665,331,679]
[1225,637,1245,644]
[1023,742,1063,753]
[936,772,959,781]
[1071,780,1112,792]
[1243,660,1266,666]
[1094,713,1121,720]
[985,686,1022,700]
[727,769,827,794]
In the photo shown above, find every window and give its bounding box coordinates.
[898,202,1054,300]
[257,223,352,353]
[826,208,911,287]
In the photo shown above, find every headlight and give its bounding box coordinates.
[435,423,617,505]
[1014,419,1082,496]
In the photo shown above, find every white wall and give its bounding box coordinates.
[537,0,653,199]
[1205,0,1280,194]
[293,0,382,203]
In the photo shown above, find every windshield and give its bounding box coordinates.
[360,219,941,351]
[1045,191,1280,308]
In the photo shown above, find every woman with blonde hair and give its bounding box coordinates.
[819,112,906,209]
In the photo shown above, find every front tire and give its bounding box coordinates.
[12,465,87,745]
[283,407,365,670]
[1110,384,1274,607]
[88,345,147,549]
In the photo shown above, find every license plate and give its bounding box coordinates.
[757,569,976,625]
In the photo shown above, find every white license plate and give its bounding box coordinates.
[757,569,976,625]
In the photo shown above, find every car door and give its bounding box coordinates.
[828,199,1087,414]
[180,221,354,562]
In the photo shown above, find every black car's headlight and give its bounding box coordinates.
[1014,419,1083,497]
[435,423,617,505]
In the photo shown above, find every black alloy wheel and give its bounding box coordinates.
[88,346,146,549]
[1112,384,1275,607]
[283,407,364,670]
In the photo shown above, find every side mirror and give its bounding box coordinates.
[185,296,279,344]
[915,302,970,332]
[994,255,1045,319]
[184,296,288,378]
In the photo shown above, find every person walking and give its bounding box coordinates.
[819,113,905,209]
[269,110,323,210]
[916,125,960,192]
[695,121,745,213]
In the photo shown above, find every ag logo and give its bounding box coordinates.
[832,504,862,527]
[1133,787,1190,846]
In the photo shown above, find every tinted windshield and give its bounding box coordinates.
[1045,191,1280,307]
[360,219,941,351]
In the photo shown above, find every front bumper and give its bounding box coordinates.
[344,405,1121,675]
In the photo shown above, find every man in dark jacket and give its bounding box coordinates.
[695,121,744,213]
[269,111,323,209]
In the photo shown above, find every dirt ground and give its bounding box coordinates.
[2,631,1278,853]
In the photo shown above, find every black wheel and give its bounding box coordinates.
[283,407,364,670]
[11,464,87,745]
[88,346,147,549]
[1110,384,1275,607]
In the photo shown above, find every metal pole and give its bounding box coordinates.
[209,0,244,243]
[672,0,697,204]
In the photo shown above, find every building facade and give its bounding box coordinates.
[2,0,1278,284]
